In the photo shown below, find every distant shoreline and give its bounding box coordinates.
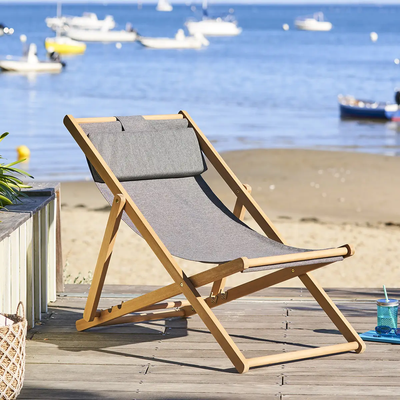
[4,2,400,6]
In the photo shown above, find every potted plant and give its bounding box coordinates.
[0,132,33,208]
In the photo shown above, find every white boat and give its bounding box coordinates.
[294,12,332,31]
[65,27,137,42]
[186,18,241,37]
[46,12,115,31]
[45,36,86,55]
[0,23,14,36]
[138,29,209,49]
[185,1,241,37]
[0,43,64,73]
[156,0,173,12]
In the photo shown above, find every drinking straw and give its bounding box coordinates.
[383,285,397,328]
[383,285,389,302]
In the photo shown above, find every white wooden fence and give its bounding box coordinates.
[0,183,62,328]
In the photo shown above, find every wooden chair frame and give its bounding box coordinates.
[63,111,365,374]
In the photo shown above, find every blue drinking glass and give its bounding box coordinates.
[377,299,399,329]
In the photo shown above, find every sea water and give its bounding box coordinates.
[1,3,400,181]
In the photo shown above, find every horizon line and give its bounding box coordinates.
[1,1,400,4]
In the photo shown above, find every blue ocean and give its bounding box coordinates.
[1,3,400,180]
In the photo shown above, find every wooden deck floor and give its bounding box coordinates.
[20,285,400,399]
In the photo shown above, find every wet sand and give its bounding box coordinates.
[60,149,400,288]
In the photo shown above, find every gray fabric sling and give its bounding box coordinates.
[82,116,343,271]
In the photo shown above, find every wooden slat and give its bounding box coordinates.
[18,223,27,316]
[2,236,11,313]
[25,217,35,327]
[33,212,41,321]
[47,198,57,302]
[10,229,20,312]
[40,205,49,313]
[55,187,64,293]
[247,247,349,268]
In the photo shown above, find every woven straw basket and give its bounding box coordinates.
[0,302,27,400]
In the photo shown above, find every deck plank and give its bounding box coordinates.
[20,286,400,399]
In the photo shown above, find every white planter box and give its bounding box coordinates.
[0,183,62,328]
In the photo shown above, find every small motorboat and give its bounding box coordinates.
[138,29,209,49]
[156,0,173,12]
[65,25,137,42]
[186,18,242,37]
[46,12,115,31]
[45,36,86,55]
[338,95,398,120]
[0,23,14,36]
[295,12,332,31]
[185,0,242,37]
[0,43,64,73]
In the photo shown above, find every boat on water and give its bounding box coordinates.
[46,12,115,32]
[156,0,173,12]
[138,29,209,49]
[338,95,398,120]
[185,0,242,37]
[295,12,332,31]
[65,25,137,42]
[0,23,14,36]
[0,43,65,73]
[45,36,86,55]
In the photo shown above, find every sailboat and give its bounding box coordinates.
[185,0,242,37]
[45,3,115,32]
[156,0,173,12]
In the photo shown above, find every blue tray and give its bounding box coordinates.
[360,330,400,344]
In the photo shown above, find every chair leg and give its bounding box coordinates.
[82,194,126,322]
[180,274,249,374]
[298,272,366,353]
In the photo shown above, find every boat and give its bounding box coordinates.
[338,95,398,120]
[0,23,14,36]
[295,12,332,31]
[156,0,173,12]
[45,36,86,55]
[185,0,242,37]
[138,29,209,49]
[0,43,64,73]
[46,11,115,31]
[46,12,115,32]
[65,26,137,42]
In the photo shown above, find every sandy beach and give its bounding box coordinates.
[60,149,400,288]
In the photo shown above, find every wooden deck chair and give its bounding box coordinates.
[63,112,365,374]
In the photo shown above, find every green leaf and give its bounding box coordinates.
[1,167,33,178]
[0,194,13,206]
[0,132,9,143]
[3,159,24,168]
[0,131,34,207]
